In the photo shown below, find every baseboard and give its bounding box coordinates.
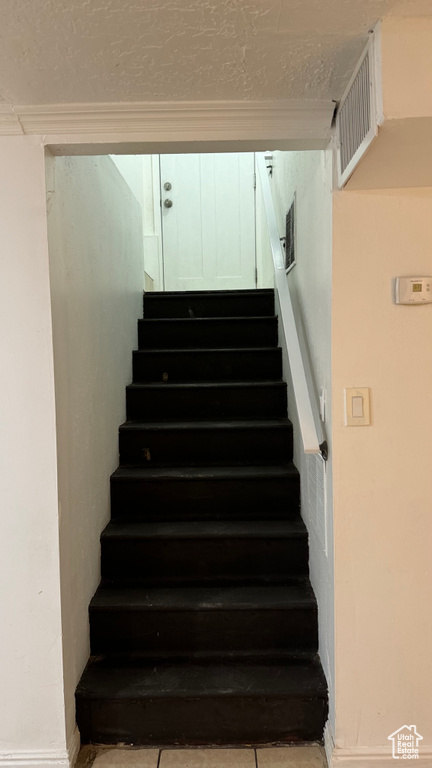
[0,750,70,768]
[328,744,432,766]
[67,727,80,768]
[324,721,335,766]
[0,728,80,768]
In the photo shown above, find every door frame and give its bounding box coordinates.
[2,109,333,768]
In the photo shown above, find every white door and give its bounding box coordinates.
[160,153,256,291]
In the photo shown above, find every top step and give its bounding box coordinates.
[144,290,274,319]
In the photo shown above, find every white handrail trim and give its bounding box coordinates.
[256,152,322,456]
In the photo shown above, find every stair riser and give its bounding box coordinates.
[90,607,318,655]
[132,349,282,383]
[101,537,308,583]
[77,695,327,745]
[144,292,275,319]
[119,425,293,466]
[126,385,287,421]
[110,476,300,521]
[138,318,278,349]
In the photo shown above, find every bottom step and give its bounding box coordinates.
[76,657,328,745]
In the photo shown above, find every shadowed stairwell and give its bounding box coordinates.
[76,289,328,745]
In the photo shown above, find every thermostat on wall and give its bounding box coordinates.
[395,277,432,304]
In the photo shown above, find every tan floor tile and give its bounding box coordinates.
[75,746,99,768]
[160,748,256,768]
[256,746,327,768]
[92,748,160,768]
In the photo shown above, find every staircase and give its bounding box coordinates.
[76,289,328,745]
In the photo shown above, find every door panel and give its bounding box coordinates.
[161,153,256,291]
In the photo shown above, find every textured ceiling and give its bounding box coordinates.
[0,0,407,105]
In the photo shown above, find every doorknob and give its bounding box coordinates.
[164,199,173,208]
[164,182,172,191]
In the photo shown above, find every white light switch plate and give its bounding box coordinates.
[345,387,371,426]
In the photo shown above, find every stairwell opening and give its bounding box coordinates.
[45,145,334,750]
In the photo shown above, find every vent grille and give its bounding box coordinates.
[339,53,371,175]
[336,32,380,187]
[285,198,296,272]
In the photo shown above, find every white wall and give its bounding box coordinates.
[0,137,68,764]
[111,154,163,289]
[110,154,144,208]
[142,155,163,290]
[264,150,335,730]
[332,188,432,761]
[46,155,144,746]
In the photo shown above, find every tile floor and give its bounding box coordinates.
[76,745,327,768]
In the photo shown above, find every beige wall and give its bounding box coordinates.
[346,17,432,191]
[46,155,144,743]
[0,137,68,760]
[330,18,432,762]
[381,17,432,120]
[332,188,432,759]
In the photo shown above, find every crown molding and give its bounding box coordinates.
[0,106,23,135]
[0,100,334,143]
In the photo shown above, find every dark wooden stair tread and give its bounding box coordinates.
[141,315,277,323]
[101,519,307,540]
[126,381,285,391]
[111,463,298,482]
[147,289,275,296]
[90,583,316,611]
[119,418,291,433]
[77,657,327,700]
[134,345,281,352]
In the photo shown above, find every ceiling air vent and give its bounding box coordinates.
[336,28,382,187]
